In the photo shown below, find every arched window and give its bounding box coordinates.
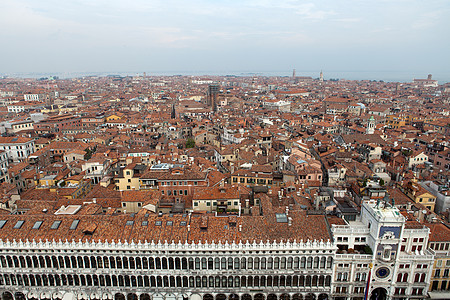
[235,276,240,287]
[168,257,174,269]
[274,257,280,269]
[326,257,333,268]
[241,257,247,269]
[201,258,207,269]
[325,275,331,286]
[320,257,326,268]
[149,257,154,269]
[142,257,148,269]
[104,256,110,268]
[195,258,201,270]
[234,258,240,270]
[83,256,90,269]
[122,257,128,269]
[281,257,286,269]
[300,257,306,268]
[91,256,97,269]
[228,257,234,270]
[248,257,253,269]
[97,256,103,269]
[307,257,313,268]
[215,276,220,287]
[215,258,220,269]
[287,257,293,269]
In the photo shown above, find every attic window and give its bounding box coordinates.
[13,220,25,229]
[142,221,148,226]
[276,213,288,223]
[155,221,162,226]
[167,221,173,226]
[69,219,80,230]
[32,221,43,229]
[126,221,134,226]
[180,221,187,226]
[50,221,61,229]
[0,220,7,229]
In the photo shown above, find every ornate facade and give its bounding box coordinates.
[0,201,436,300]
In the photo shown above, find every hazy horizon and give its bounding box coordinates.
[1,0,449,82]
[2,70,449,84]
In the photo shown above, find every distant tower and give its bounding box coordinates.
[293,69,296,78]
[427,74,432,80]
[207,84,220,112]
[366,115,375,134]
[319,70,324,82]
[171,103,176,119]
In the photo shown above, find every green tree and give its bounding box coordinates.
[185,138,195,148]
[379,178,385,186]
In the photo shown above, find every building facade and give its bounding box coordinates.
[0,201,437,300]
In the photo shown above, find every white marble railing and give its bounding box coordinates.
[0,238,337,252]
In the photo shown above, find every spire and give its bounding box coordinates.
[366,115,375,134]
[171,103,176,119]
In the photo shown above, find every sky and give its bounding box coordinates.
[1,0,449,81]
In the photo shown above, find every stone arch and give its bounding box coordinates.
[254,294,265,300]
[317,294,328,300]
[370,288,387,300]
[267,294,277,300]
[139,294,150,300]
[203,295,214,300]
[127,294,138,300]
[115,293,125,300]
[280,294,290,300]
[304,294,316,300]
[2,292,13,300]
[229,294,239,300]
[215,294,226,300]
[242,295,251,300]
[15,293,26,300]
[292,295,303,300]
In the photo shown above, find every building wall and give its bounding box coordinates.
[0,240,335,300]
